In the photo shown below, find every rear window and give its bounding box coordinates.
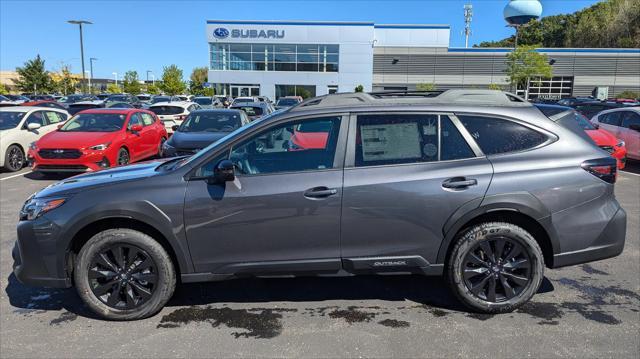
[149,106,184,115]
[233,98,252,103]
[194,98,213,105]
[234,106,263,116]
[151,96,170,104]
[137,95,151,101]
[180,112,242,132]
[277,98,298,106]
[459,115,548,155]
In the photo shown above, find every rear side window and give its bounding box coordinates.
[355,114,475,167]
[140,113,155,126]
[621,111,640,128]
[553,112,596,145]
[459,115,548,155]
[599,112,622,126]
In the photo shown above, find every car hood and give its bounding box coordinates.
[37,130,118,148]
[34,159,167,198]
[168,131,228,149]
[586,128,617,146]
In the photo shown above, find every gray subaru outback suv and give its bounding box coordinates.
[13,90,626,320]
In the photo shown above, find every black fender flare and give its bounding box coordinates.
[62,200,193,274]
[436,192,560,264]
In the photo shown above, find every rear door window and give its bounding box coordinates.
[600,112,622,127]
[44,111,64,125]
[354,114,475,167]
[458,115,548,155]
[140,113,155,126]
[621,111,640,129]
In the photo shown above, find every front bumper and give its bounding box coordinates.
[552,207,627,268]
[29,148,111,172]
[12,217,72,288]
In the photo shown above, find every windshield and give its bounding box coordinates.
[179,112,242,132]
[151,96,170,104]
[0,111,26,130]
[106,95,128,102]
[277,98,298,106]
[233,106,263,116]
[149,106,184,115]
[59,113,126,132]
[194,98,213,105]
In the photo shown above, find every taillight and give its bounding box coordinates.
[582,158,617,184]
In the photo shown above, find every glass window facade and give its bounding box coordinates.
[210,43,339,73]
[275,85,317,99]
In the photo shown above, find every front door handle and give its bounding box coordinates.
[442,177,478,189]
[304,186,338,199]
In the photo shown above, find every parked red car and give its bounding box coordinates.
[288,120,333,150]
[21,100,67,111]
[28,108,167,173]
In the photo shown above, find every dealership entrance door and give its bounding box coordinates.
[231,85,260,97]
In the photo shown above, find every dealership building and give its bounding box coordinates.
[206,20,640,100]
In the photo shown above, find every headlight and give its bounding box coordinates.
[89,143,111,151]
[29,142,37,151]
[616,139,625,148]
[20,197,66,221]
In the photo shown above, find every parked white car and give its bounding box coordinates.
[591,106,640,160]
[147,101,201,134]
[0,106,69,171]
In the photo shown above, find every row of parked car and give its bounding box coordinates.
[0,93,305,173]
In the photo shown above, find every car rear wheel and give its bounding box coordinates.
[446,222,544,313]
[116,148,130,166]
[4,145,24,172]
[74,228,176,320]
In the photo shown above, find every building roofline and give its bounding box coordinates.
[374,24,450,29]
[206,20,375,26]
[448,47,640,54]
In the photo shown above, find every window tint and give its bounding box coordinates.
[149,106,184,115]
[459,115,548,155]
[25,111,45,126]
[128,113,142,128]
[355,114,439,166]
[600,112,622,126]
[195,151,230,178]
[229,116,341,175]
[140,113,155,126]
[441,116,475,161]
[621,112,640,129]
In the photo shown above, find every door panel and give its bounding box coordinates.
[184,170,343,273]
[341,158,492,264]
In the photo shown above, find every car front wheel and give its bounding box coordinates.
[4,145,25,172]
[74,228,176,320]
[446,222,544,313]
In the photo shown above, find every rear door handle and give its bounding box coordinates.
[304,186,338,199]
[442,177,478,189]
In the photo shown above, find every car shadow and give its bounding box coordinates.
[623,159,640,175]
[5,273,555,319]
[23,172,75,181]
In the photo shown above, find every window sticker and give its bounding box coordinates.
[361,122,422,161]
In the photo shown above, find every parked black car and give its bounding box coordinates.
[162,109,249,157]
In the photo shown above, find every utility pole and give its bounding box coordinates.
[67,20,92,93]
[89,57,97,93]
[463,4,473,48]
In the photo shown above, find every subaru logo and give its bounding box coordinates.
[53,149,64,154]
[213,28,229,39]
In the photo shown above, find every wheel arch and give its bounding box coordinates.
[437,193,560,268]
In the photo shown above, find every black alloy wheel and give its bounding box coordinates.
[462,238,532,303]
[88,244,158,310]
[5,145,25,172]
[117,148,130,166]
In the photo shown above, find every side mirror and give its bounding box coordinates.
[211,159,235,183]
[27,122,41,131]
[130,124,143,132]
[629,124,640,132]
[171,125,180,132]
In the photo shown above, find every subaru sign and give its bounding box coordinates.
[213,27,229,39]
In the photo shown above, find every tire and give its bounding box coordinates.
[4,145,25,172]
[74,228,176,320]
[446,222,544,314]
[116,147,130,166]
[157,137,166,158]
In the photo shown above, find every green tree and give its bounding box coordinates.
[14,55,53,94]
[505,45,553,98]
[122,71,142,94]
[188,67,208,96]
[0,83,8,95]
[617,90,639,99]
[106,83,121,94]
[354,85,364,93]
[50,66,78,95]
[416,83,436,91]
[488,83,504,91]
[146,84,161,95]
[160,65,186,95]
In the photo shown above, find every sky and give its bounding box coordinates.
[0,0,600,80]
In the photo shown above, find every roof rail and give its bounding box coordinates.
[291,89,529,111]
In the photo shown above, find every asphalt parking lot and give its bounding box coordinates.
[0,164,638,358]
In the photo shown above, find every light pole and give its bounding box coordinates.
[112,72,118,92]
[89,57,97,92]
[85,71,91,92]
[151,74,155,85]
[67,20,92,93]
